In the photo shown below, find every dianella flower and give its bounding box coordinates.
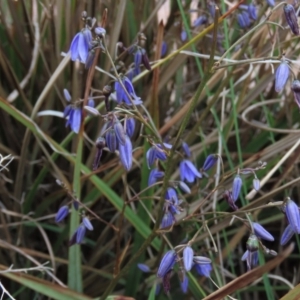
[114,76,142,105]
[146,143,172,168]
[291,80,300,109]
[183,246,194,272]
[63,89,81,134]
[118,135,133,171]
[179,160,202,183]
[137,263,151,273]
[232,175,242,201]
[202,154,218,172]
[55,205,69,223]
[148,168,164,186]
[182,142,191,157]
[283,4,299,36]
[280,224,295,245]
[125,117,136,137]
[243,234,259,270]
[69,27,92,63]
[284,198,300,234]
[252,222,274,241]
[193,256,212,277]
[275,61,289,93]
[157,250,177,278]
[193,16,207,28]
[180,273,189,293]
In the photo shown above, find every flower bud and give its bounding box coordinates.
[285,198,300,234]
[114,119,126,145]
[157,250,177,278]
[106,129,118,153]
[118,135,133,171]
[83,217,93,231]
[283,4,299,35]
[275,62,289,93]
[232,175,242,201]
[253,177,260,191]
[183,246,194,272]
[202,154,218,172]
[252,222,274,241]
[55,206,69,223]
[126,117,135,137]
[76,224,87,244]
[137,263,151,273]
[280,224,295,245]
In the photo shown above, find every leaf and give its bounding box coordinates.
[0,264,92,300]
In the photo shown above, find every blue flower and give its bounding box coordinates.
[182,142,191,157]
[114,76,142,105]
[280,224,295,245]
[285,198,300,234]
[241,250,258,271]
[157,250,177,278]
[252,222,274,241]
[193,16,207,28]
[183,246,194,272]
[284,4,299,35]
[146,143,172,168]
[202,154,218,172]
[137,263,151,273]
[69,28,92,63]
[179,160,202,183]
[118,135,133,171]
[180,273,189,294]
[148,168,164,186]
[232,175,242,201]
[134,48,142,75]
[275,62,290,93]
[266,0,275,7]
[55,205,69,223]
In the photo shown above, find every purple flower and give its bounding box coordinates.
[284,4,299,35]
[266,0,275,7]
[55,205,69,223]
[252,222,274,241]
[76,224,87,244]
[94,27,106,37]
[181,30,187,42]
[125,117,135,137]
[146,143,172,168]
[179,160,202,183]
[157,250,177,278]
[193,16,207,27]
[160,211,176,229]
[137,263,151,273]
[114,119,126,145]
[183,246,194,272]
[118,135,133,171]
[241,250,258,271]
[237,13,249,28]
[291,80,300,109]
[69,28,92,63]
[105,128,118,153]
[275,62,289,93]
[193,256,212,265]
[161,41,167,57]
[232,175,242,201]
[63,89,87,134]
[178,181,191,194]
[114,76,142,105]
[180,273,189,293]
[202,154,218,172]
[83,217,93,231]
[280,224,295,245]
[182,142,191,157]
[194,262,212,277]
[134,48,142,75]
[248,4,257,20]
[253,178,260,191]
[66,108,82,134]
[148,168,164,186]
[285,198,300,234]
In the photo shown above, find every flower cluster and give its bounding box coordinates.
[156,247,212,294]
